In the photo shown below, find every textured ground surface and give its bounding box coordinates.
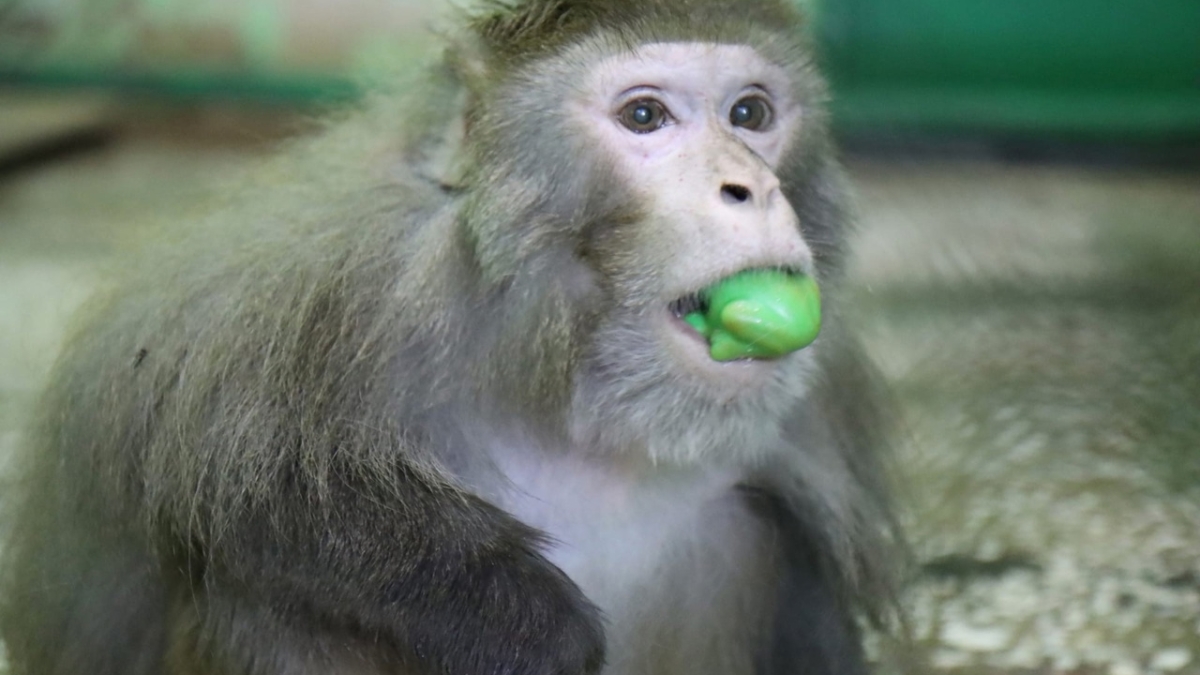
[1,93,1198,674]
[848,158,1200,674]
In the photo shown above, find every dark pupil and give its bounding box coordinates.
[733,104,753,124]
[633,106,654,125]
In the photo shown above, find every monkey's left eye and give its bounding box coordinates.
[730,96,773,131]
[619,99,669,133]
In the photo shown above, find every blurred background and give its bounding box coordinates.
[1,1,1198,674]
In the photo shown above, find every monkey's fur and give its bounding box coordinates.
[0,1,900,673]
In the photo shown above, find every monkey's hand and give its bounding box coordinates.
[197,462,606,675]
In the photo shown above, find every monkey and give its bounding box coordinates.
[0,0,901,673]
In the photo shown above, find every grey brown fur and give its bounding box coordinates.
[0,1,900,673]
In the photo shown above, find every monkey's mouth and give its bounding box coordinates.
[668,293,707,321]
[664,292,768,379]
[663,268,822,365]
[668,293,710,342]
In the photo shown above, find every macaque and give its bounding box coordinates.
[0,1,899,673]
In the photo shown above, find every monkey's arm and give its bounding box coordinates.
[745,335,899,675]
[52,218,605,674]
[743,487,870,675]
[193,458,606,675]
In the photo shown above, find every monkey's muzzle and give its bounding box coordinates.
[671,270,821,362]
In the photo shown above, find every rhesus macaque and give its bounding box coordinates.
[0,1,900,673]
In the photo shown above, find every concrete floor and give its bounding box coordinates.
[1,93,1198,674]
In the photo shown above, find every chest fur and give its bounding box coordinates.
[482,446,775,674]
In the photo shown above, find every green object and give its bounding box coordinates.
[814,0,1200,138]
[685,271,821,362]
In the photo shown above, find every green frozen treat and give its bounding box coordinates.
[683,270,821,361]
[683,311,710,336]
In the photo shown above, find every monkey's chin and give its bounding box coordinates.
[665,313,778,385]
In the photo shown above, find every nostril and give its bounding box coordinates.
[721,184,752,204]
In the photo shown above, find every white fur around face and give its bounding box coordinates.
[574,42,812,296]
[561,42,821,466]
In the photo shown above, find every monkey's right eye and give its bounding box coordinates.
[618,99,669,133]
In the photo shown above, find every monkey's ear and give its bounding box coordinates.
[413,34,490,192]
[424,91,471,192]
[443,30,492,93]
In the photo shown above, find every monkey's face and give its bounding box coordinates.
[565,42,819,465]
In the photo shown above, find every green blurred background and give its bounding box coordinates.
[815,0,1200,139]
[2,0,1198,141]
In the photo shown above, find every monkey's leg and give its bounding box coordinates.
[167,460,605,675]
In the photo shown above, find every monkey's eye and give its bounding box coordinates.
[619,99,669,133]
[730,96,773,131]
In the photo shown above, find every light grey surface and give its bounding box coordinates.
[847,159,1200,673]
[1,97,1198,673]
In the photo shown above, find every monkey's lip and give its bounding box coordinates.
[667,292,711,349]
[664,314,775,384]
[665,295,774,373]
[668,312,707,346]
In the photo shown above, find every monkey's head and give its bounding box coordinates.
[441,0,844,465]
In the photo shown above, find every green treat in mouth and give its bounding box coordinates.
[683,270,821,362]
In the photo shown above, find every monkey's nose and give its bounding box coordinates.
[720,183,752,205]
[718,173,781,210]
